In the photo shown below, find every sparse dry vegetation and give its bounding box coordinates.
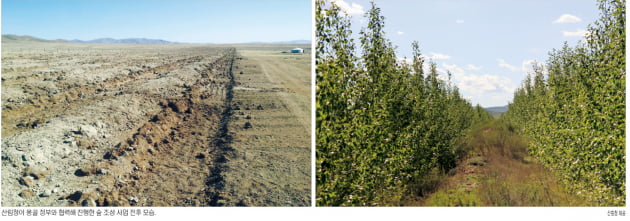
[420,120,589,206]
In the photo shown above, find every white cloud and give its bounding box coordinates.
[491,95,506,100]
[455,19,465,24]
[458,74,514,94]
[521,60,538,74]
[429,52,451,60]
[397,57,413,64]
[435,67,447,75]
[497,59,544,75]
[553,14,582,24]
[490,94,513,103]
[497,59,520,72]
[434,68,450,81]
[443,63,465,78]
[466,64,482,71]
[420,53,451,61]
[442,63,513,95]
[563,29,590,37]
[397,31,405,35]
[434,63,515,106]
[331,0,365,15]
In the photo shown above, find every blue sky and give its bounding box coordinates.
[2,0,311,43]
[330,0,599,107]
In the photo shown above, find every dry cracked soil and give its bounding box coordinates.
[1,42,311,207]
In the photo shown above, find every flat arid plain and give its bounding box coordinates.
[1,39,311,206]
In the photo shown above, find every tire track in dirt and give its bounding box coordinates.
[214,48,311,206]
[254,57,310,131]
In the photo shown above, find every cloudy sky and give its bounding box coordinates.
[2,0,311,43]
[330,0,599,107]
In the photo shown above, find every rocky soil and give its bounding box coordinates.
[1,42,311,206]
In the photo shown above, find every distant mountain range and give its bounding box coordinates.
[2,34,311,45]
[484,105,508,118]
[245,40,311,44]
[68,38,179,44]
[484,105,509,113]
[1,34,66,43]
[1,34,178,44]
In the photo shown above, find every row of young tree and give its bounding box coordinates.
[503,0,625,206]
[315,0,491,206]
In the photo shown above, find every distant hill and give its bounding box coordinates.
[484,105,508,113]
[484,105,508,118]
[3,34,309,45]
[70,38,179,44]
[245,40,311,44]
[2,34,179,44]
[278,40,311,44]
[2,34,66,43]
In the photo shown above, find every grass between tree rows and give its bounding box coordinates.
[414,120,589,206]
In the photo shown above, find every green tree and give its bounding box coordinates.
[316,0,492,206]
[503,0,625,206]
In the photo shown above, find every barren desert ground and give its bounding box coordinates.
[1,41,311,206]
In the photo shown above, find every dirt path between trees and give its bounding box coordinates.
[408,121,587,206]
